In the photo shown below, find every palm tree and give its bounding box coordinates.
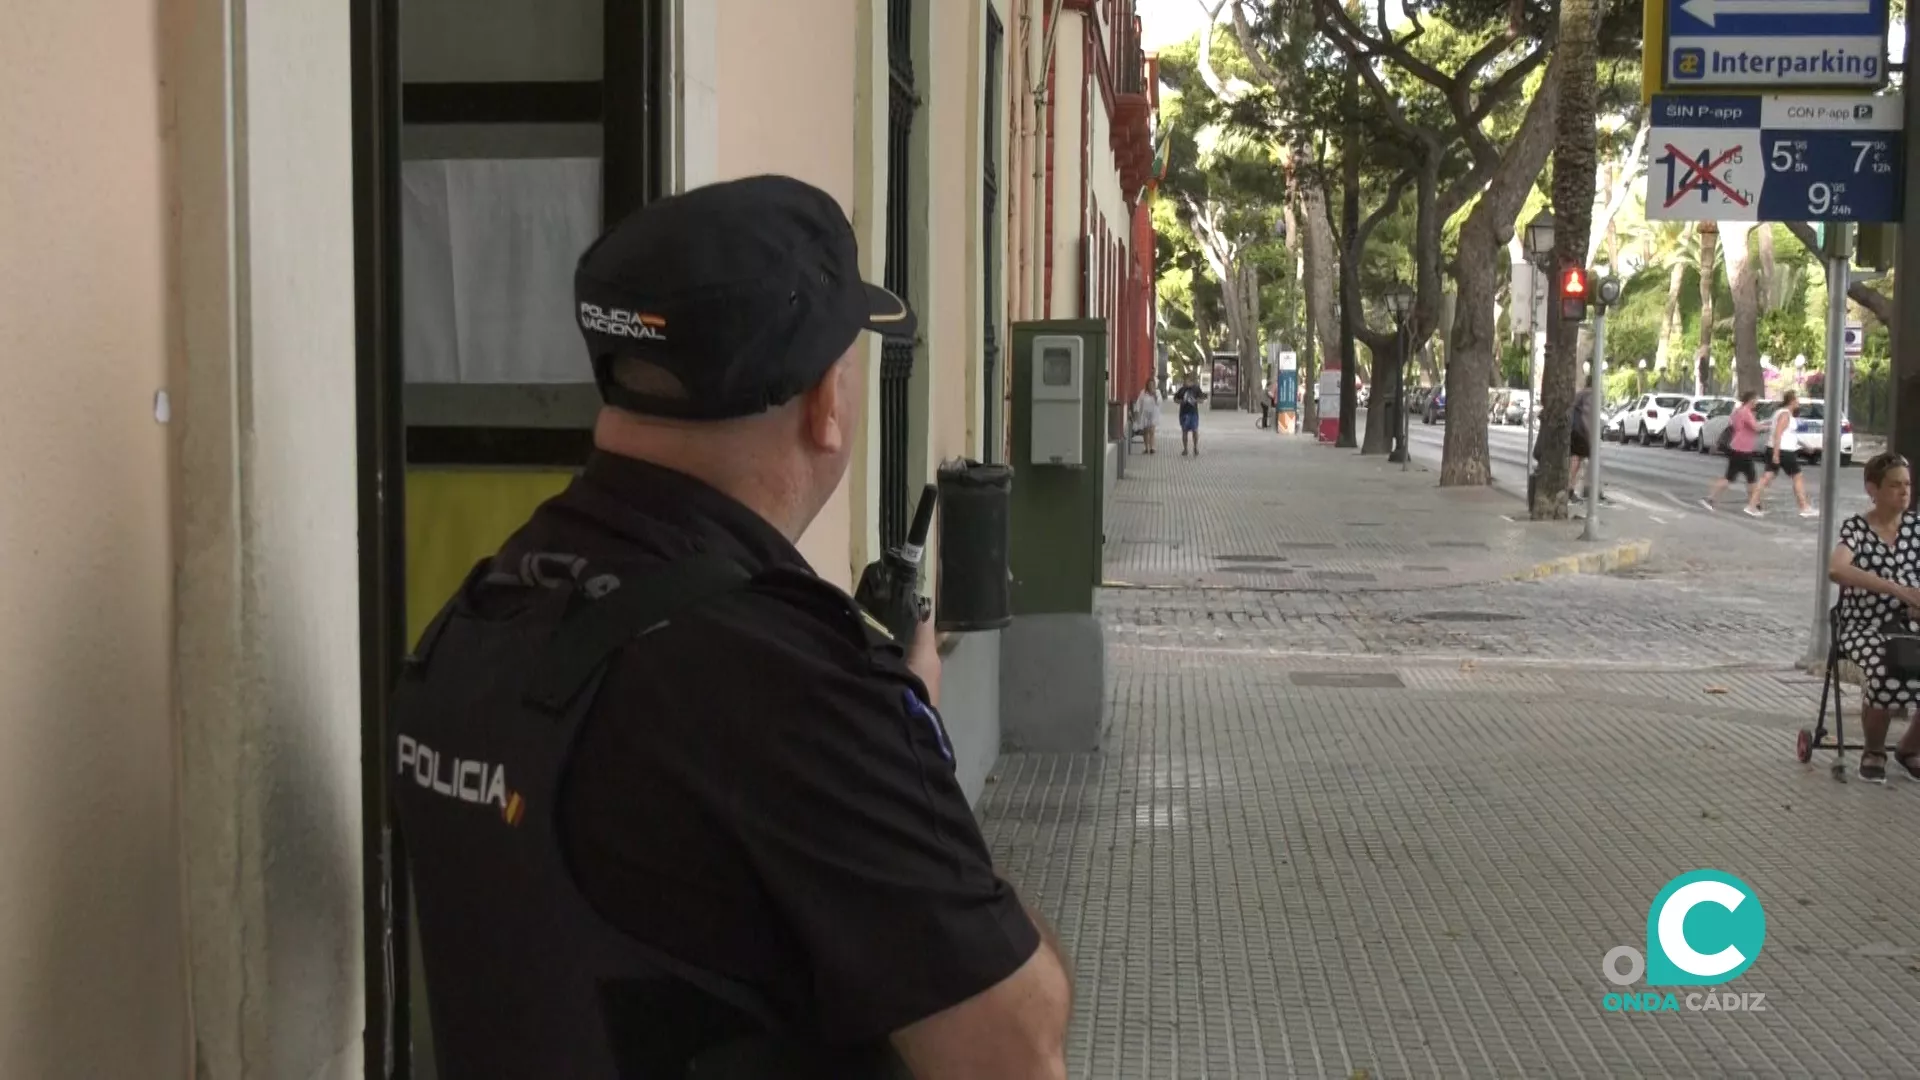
[1643,221,1694,381]
[1695,223,1719,394]
[1532,0,1601,520]
[1721,220,1764,394]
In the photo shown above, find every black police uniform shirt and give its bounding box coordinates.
[504,451,1039,1045]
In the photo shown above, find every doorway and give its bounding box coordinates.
[352,1,666,1075]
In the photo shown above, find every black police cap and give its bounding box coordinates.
[574,174,916,420]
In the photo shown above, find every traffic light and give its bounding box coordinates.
[1558,265,1589,323]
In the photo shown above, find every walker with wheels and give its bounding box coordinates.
[1802,605,1910,777]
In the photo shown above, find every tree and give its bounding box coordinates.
[1155,28,1295,413]
[1530,0,1600,519]
[1299,0,1553,455]
[1443,56,1558,485]
[1722,221,1763,394]
[1694,224,1718,394]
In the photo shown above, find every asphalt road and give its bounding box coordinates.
[1401,415,1872,533]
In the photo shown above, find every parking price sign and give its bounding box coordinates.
[1645,93,1902,223]
[1665,0,1889,90]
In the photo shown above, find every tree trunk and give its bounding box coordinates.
[1532,0,1599,520]
[1337,61,1361,448]
[1298,176,1341,398]
[1285,186,1318,431]
[1721,220,1762,395]
[1441,56,1558,487]
[1356,280,1391,454]
[1655,259,1684,375]
[1757,223,1780,311]
[1695,223,1719,395]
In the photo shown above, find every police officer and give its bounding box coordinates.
[390,175,1072,1078]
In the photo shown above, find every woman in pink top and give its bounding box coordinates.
[1701,390,1762,512]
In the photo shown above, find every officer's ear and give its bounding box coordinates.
[801,345,863,454]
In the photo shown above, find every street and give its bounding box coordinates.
[978,421,1920,1078]
[1405,417,1871,531]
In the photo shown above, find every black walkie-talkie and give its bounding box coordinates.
[854,484,938,644]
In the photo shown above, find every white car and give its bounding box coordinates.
[1662,396,1730,450]
[1503,389,1532,426]
[1602,401,1635,441]
[1619,393,1692,445]
[1789,398,1854,465]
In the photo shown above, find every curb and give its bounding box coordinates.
[1506,538,1654,582]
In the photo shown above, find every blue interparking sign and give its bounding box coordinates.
[1663,0,1890,91]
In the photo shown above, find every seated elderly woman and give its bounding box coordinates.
[1829,451,1920,782]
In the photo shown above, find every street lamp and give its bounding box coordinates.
[1525,211,1556,269]
[1522,212,1556,480]
[1384,284,1416,469]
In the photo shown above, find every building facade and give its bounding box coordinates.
[0,0,1154,1075]
[999,0,1159,440]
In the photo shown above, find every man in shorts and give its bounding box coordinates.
[1568,386,1595,502]
[1174,376,1206,456]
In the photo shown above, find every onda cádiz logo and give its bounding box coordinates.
[1601,870,1768,1014]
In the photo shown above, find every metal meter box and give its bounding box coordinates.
[1030,335,1085,466]
[1008,319,1107,615]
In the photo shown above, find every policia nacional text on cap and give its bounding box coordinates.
[389,175,1073,1078]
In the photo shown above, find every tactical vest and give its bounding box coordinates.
[390,552,915,1079]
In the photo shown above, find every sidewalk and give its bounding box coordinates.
[1106,423,1649,592]
[979,419,1920,1078]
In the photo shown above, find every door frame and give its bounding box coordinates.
[350,3,668,1075]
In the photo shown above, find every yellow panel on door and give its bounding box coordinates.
[404,469,578,646]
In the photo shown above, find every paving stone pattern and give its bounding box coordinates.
[1105,430,1646,591]
[977,425,1920,1078]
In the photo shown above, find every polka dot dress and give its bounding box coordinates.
[1837,512,1920,707]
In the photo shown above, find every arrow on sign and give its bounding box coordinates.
[1679,0,1870,26]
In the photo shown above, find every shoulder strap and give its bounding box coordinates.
[522,552,752,714]
[405,558,497,671]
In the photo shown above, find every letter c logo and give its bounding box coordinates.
[1657,880,1747,977]
[1644,870,1766,987]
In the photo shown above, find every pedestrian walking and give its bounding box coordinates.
[389,175,1070,1077]
[1175,376,1206,456]
[1749,388,1815,517]
[1828,451,1920,782]
[1135,383,1161,454]
[1567,385,1607,504]
[1701,390,1762,514]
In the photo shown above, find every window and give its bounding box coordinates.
[880,0,920,546]
[397,0,668,467]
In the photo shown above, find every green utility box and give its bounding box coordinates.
[1008,319,1108,615]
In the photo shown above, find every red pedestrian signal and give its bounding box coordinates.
[1559,266,1589,323]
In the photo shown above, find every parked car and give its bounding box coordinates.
[1699,399,1785,456]
[1406,386,1431,414]
[1503,390,1532,426]
[1618,393,1691,445]
[1602,401,1634,442]
[1423,389,1447,424]
[1661,396,1730,450]
[1790,399,1854,465]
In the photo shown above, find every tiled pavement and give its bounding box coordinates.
[1103,426,1648,591]
[977,423,1920,1079]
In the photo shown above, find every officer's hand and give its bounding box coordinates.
[907,615,942,709]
